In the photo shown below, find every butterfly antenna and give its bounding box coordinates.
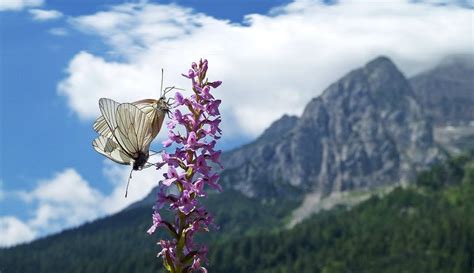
[125,168,133,198]
[169,86,185,92]
[163,86,173,97]
[160,68,164,98]
[163,86,185,97]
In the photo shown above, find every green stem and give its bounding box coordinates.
[175,212,187,272]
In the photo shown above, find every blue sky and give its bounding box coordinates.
[0,0,472,247]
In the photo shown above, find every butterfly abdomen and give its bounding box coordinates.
[133,151,149,170]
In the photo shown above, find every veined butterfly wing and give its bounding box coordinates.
[115,103,153,151]
[97,98,121,137]
[92,135,132,165]
[133,98,169,141]
[93,99,165,139]
[113,103,153,170]
[93,115,113,139]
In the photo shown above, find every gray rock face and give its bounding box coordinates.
[410,54,474,126]
[220,56,442,198]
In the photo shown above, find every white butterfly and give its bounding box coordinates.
[92,88,174,196]
[92,98,167,167]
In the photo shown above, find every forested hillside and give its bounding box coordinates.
[1,152,473,273]
[0,188,301,273]
[210,153,474,272]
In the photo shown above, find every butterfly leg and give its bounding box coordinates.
[125,167,134,198]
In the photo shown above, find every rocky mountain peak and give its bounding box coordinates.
[363,55,409,93]
[220,56,442,199]
[258,114,299,142]
[365,55,399,74]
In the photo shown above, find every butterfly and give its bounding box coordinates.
[92,79,176,196]
[92,98,169,168]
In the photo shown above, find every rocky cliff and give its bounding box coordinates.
[220,56,442,198]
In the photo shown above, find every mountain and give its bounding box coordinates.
[409,54,474,155]
[410,54,474,126]
[221,56,442,199]
[433,125,474,154]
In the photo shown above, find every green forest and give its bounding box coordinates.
[1,152,473,273]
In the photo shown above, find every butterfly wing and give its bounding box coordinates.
[93,115,113,138]
[114,103,153,155]
[96,98,121,137]
[150,111,165,140]
[151,99,168,140]
[94,99,159,138]
[92,135,132,165]
[134,98,167,141]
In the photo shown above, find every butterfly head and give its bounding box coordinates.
[157,96,172,116]
[158,85,180,117]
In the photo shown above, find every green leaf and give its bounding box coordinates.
[181,250,198,265]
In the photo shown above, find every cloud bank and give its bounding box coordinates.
[0,0,42,11]
[59,0,473,138]
[0,217,36,247]
[29,8,63,21]
[48,27,68,36]
[0,160,166,247]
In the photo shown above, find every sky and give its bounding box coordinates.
[0,0,472,247]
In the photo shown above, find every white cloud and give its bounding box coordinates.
[29,8,62,21]
[58,0,474,138]
[8,159,165,243]
[415,0,473,8]
[49,27,68,36]
[0,0,42,11]
[100,156,166,213]
[22,168,103,232]
[0,216,36,247]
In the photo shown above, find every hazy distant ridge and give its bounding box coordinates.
[410,54,474,126]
